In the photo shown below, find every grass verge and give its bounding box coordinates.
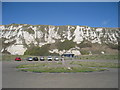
[16,62,62,68]
[16,61,118,73]
[69,61,119,68]
[20,67,106,73]
[76,54,118,60]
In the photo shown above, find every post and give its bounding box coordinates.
[62,56,65,66]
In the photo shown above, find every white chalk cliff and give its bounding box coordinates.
[0,24,119,55]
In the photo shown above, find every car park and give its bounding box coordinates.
[33,57,38,61]
[40,57,45,61]
[47,56,52,61]
[15,57,21,61]
[26,57,33,61]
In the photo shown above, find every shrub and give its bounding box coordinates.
[106,43,118,49]
[80,50,89,55]
[77,40,92,48]
[24,28,34,34]
[50,53,59,56]
[91,50,102,54]
[57,40,75,50]
[24,44,51,56]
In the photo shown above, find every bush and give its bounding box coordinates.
[91,50,103,54]
[77,40,92,48]
[24,28,34,34]
[80,50,89,55]
[24,44,51,56]
[57,40,75,50]
[50,53,59,56]
[106,43,118,49]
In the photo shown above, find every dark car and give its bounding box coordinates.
[40,57,45,61]
[33,57,38,61]
[15,57,21,61]
[26,57,33,61]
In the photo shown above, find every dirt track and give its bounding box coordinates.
[2,60,118,88]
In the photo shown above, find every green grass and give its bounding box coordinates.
[16,62,62,68]
[77,54,118,60]
[20,66,106,73]
[16,57,119,73]
[16,60,119,73]
[69,61,119,68]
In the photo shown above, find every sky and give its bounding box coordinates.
[2,2,118,27]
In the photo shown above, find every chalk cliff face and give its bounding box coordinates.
[0,24,119,55]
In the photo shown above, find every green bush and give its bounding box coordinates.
[91,50,103,54]
[77,40,92,48]
[80,50,89,55]
[24,28,34,34]
[50,53,59,56]
[57,40,75,50]
[24,44,51,56]
[106,43,118,49]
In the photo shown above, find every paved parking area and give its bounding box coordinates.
[2,61,118,88]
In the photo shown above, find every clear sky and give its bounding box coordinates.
[2,2,118,27]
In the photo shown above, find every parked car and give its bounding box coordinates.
[40,57,45,61]
[15,57,21,61]
[26,57,33,61]
[33,57,38,61]
[54,57,59,61]
[47,56,52,61]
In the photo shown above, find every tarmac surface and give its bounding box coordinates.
[2,60,118,88]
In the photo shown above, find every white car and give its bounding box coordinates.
[40,57,45,61]
[26,57,33,61]
[54,57,59,61]
[47,56,52,61]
